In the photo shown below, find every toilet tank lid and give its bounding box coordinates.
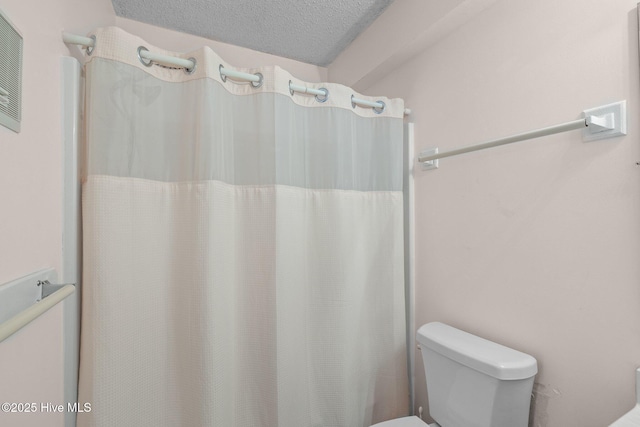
[417,322,538,380]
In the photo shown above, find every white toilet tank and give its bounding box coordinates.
[417,322,537,427]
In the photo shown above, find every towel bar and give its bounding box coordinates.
[0,273,75,343]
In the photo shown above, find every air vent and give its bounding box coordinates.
[0,8,23,133]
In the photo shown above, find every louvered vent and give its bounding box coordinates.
[0,9,23,133]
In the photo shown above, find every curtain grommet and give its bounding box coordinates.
[86,35,96,56]
[184,57,197,75]
[289,80,294,96]
[251,73,263,89]
[373,100,386,114]
[315,88,329,103]
[137,46,153,67]
[351,94,356,109]
[219,64,227,82]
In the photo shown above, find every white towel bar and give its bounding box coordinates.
[0,279,75,343]
[418,101,627,168]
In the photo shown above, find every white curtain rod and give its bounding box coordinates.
[418,101,627,165]
[62,32,411,116]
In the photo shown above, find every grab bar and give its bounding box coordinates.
[0,282,75,343]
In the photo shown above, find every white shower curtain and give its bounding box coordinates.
[78,27,407,427]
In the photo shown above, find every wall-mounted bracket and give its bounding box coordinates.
[419,147,439,170]
[0,269,55,324]
[583,100,627,141]
[0,270,75,344]
[37,280,75,300]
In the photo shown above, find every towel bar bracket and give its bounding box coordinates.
[0,270,76,344]
[37,280,76,301]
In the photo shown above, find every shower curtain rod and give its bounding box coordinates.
[418,101,627,166]
[62,32,412,116]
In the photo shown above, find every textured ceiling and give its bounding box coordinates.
[111,0,394,67]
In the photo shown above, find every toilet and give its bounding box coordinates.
[372,322,537,427]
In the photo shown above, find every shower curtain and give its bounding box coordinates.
[78,27,407,427]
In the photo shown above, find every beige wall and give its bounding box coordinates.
[0,1,114,426]
[328,0,499,91]
[0,0,114,293]
[354,1,640,425]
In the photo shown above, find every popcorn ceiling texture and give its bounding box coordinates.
[111,0,394,66]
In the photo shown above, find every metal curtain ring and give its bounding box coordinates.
[289,80,294,96]
[219,64,227,82]
[137,46,153,67]
[251,73,263,88]
[183,57,197,75]
[351,94,357,109]
[86,35,96,56]
[315,88,329,103]
[373,100,386,114]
